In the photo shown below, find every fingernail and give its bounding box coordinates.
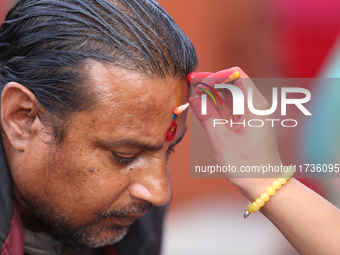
[229,71,241,79]
[221,71,241,84]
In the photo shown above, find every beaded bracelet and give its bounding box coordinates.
[244,166,295,219]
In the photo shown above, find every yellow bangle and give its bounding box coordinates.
[244,166,295,219]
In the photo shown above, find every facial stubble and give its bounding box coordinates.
[19,142,151,248]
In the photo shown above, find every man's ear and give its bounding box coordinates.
[1,82,39,151]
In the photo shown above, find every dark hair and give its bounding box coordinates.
[0,0,198,141]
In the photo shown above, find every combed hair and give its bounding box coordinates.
[0,0,198,140]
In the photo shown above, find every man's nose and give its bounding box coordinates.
[128,157,170,207]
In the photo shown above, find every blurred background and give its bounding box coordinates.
[157,0,340,254]
[1,0,340,254]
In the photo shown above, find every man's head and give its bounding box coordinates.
[0,0,197,248]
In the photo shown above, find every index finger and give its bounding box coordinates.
[187,72,213,84]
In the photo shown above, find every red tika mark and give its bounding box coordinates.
[165,120,177,142]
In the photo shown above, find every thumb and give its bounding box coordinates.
[190,92,234,148]
[188,68,248,149]
[189,93,221,126]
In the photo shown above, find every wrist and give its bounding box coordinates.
[239,166,295,218]
[230,160,288,201]
[234,178,277,202]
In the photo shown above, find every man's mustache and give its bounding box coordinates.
[101,202,152,219]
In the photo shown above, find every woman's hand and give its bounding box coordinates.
[189,67,283,200]
[188,67,340,255]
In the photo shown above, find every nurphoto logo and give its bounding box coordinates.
[199,83,312,128]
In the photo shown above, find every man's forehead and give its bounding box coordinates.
[76,61,188,143]
[96,124,188,151]
[87,62,178,111]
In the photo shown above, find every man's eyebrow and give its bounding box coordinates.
[99,125,188,151]
[102,139,164,151]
